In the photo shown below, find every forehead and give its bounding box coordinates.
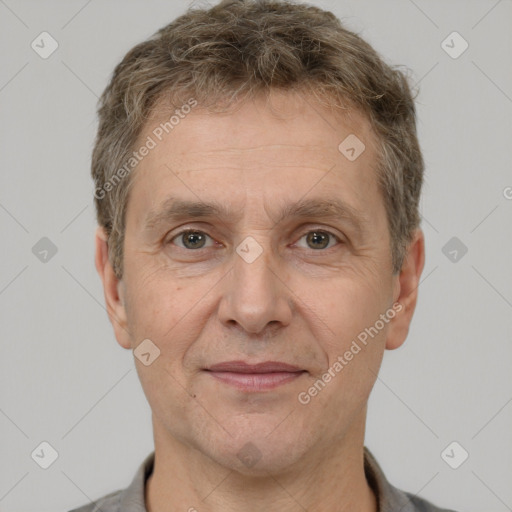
[146,90,375,165]
[127,90,382,227]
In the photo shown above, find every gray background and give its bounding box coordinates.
[0,0,511,511]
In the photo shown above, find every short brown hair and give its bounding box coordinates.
[92,0,424,279]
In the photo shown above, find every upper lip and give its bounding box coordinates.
[205,361,304,373]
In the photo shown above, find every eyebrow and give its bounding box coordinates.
[143,196,368,235]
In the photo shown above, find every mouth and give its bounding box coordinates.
[203,360,307,392]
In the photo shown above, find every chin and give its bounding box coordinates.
[208,429,313,476]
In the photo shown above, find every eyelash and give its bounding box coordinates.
[167,228,342,251]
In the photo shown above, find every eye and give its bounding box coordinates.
[295,230,340,250]
[169,230,215,250]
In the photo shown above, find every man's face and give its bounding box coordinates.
[101,91,417,474]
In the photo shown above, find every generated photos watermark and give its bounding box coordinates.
[298,301,403,405]
[94,98,198,200]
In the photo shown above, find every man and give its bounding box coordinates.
[71,0,457,510]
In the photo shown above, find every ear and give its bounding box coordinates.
[94,226,132,349]
[385,228,425,350]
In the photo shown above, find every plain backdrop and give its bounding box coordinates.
[0,1,511,511]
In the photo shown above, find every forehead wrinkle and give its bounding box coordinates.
[172,164,337,175]
[171,144,339,172]
[187,143,330,153]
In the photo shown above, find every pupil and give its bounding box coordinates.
[308,231,328,249]
[184,231,205,249]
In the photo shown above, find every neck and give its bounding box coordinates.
[145,409,377,512]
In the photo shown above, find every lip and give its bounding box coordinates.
[206,360,303,373]
[204,360,306,391]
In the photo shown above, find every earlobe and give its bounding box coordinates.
[385,229,425,350]
[94,226,132,349]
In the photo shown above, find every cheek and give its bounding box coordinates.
[123,269,192,356]
[125,259,196,328]
[308,276,385,340]
[124,274,205,421]
[304,276,389,390]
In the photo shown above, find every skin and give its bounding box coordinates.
[95,89,425,512]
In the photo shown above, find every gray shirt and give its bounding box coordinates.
[68,447,457,512]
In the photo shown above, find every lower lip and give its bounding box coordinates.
[206,371,306,391]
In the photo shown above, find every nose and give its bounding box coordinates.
[217,239,293,335]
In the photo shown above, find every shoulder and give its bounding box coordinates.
[363,446,461,512]
[67,488,122,512]
[67,450,154,512]
[402,490,460,512]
